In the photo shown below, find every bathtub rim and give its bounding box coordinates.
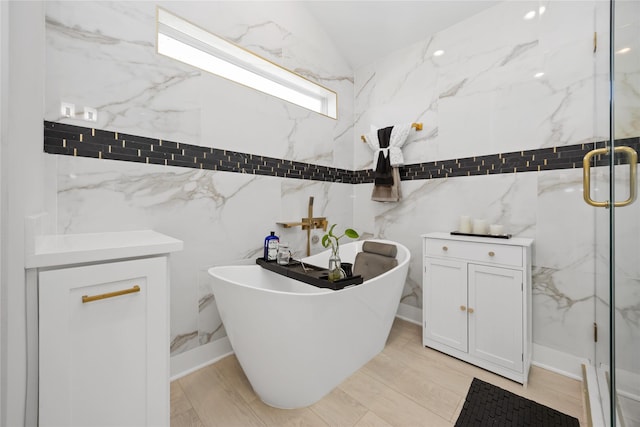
[207,239,410,296]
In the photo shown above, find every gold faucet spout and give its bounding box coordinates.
[276,221,305,228]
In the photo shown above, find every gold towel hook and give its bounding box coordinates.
[361,122,422,143]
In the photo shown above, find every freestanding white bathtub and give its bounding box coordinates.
[208,239,410,409]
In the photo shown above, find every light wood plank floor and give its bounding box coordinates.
[171,318,586,426]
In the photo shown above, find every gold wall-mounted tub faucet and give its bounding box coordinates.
[276,196,328,256]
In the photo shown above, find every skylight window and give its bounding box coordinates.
[156,8,337,119]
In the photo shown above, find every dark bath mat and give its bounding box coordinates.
[455,378,580,427]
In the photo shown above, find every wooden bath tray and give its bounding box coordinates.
[256,258,363,291]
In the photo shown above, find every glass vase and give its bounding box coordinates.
[327,247,344,282]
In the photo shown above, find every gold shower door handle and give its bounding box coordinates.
[583,146,637,208]
[82,285,140,303]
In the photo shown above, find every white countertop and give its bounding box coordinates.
[25,230,184,269]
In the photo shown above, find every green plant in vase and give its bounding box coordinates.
[321,224,359,281]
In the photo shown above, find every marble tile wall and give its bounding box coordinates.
[353,0,640,368]
[45,1,354,356]
[44,0,640,373]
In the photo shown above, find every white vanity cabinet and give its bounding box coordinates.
[26,230,183,427]
[422,232,533,384]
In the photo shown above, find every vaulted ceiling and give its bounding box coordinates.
[303,1,500,69]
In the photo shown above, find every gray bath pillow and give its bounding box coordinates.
[353,242,398,282]
[362,241,398,258]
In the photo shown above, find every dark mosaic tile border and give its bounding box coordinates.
[396,138,640,182]
[353,138,639,183]
[44,121,354,183]
[44,121,640,184]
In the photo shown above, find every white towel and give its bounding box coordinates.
[364,123,413,169]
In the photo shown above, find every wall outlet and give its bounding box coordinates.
[60,102,75,118]
[83,107,98,122]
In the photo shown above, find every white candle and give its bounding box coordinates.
[459,215,472,233]
[472,219,488,235]
[490,224,504,235]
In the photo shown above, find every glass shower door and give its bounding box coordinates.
[590,1,640,425]
[610,1,640,425]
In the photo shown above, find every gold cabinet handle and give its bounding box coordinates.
[82,285,140,303]
[442,246,448,251]
[488,251,495,257]
[583,146,637,208]
[460,305,467,311]
[467,307,475,314]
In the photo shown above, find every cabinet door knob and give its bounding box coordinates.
[488,251,495,257]
[442,246,448,251]
[460,305,467,311]
[467,307,475,314]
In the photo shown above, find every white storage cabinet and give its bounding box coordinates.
[422,232,533,384]
[26,230,182,427]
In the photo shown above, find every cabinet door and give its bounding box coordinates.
[468,264,523,372]
[38,257,169,427]
[424,258,468,352]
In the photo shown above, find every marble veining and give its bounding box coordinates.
[227,21,289,58]
[199,323,225,346]
[499,40,538,67]
[294,68,354,86]
[533,266,594,313]
[58,168,258,225]
[619,301,640,329]
[45,16,151,48]
[198,293,215,312]
[439,79,467,99]
[170,331,198,354]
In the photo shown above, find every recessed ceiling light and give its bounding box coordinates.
[433,50,445,57]
[616,47,631,54]
[534,72,545,78]
[539,6,546,15]
[524,10,536,20]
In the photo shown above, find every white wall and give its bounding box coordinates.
[0,2,53,425]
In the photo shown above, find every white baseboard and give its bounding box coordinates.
[531,343,584,380]
[170,337,233,381]
[396,303,421,325]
